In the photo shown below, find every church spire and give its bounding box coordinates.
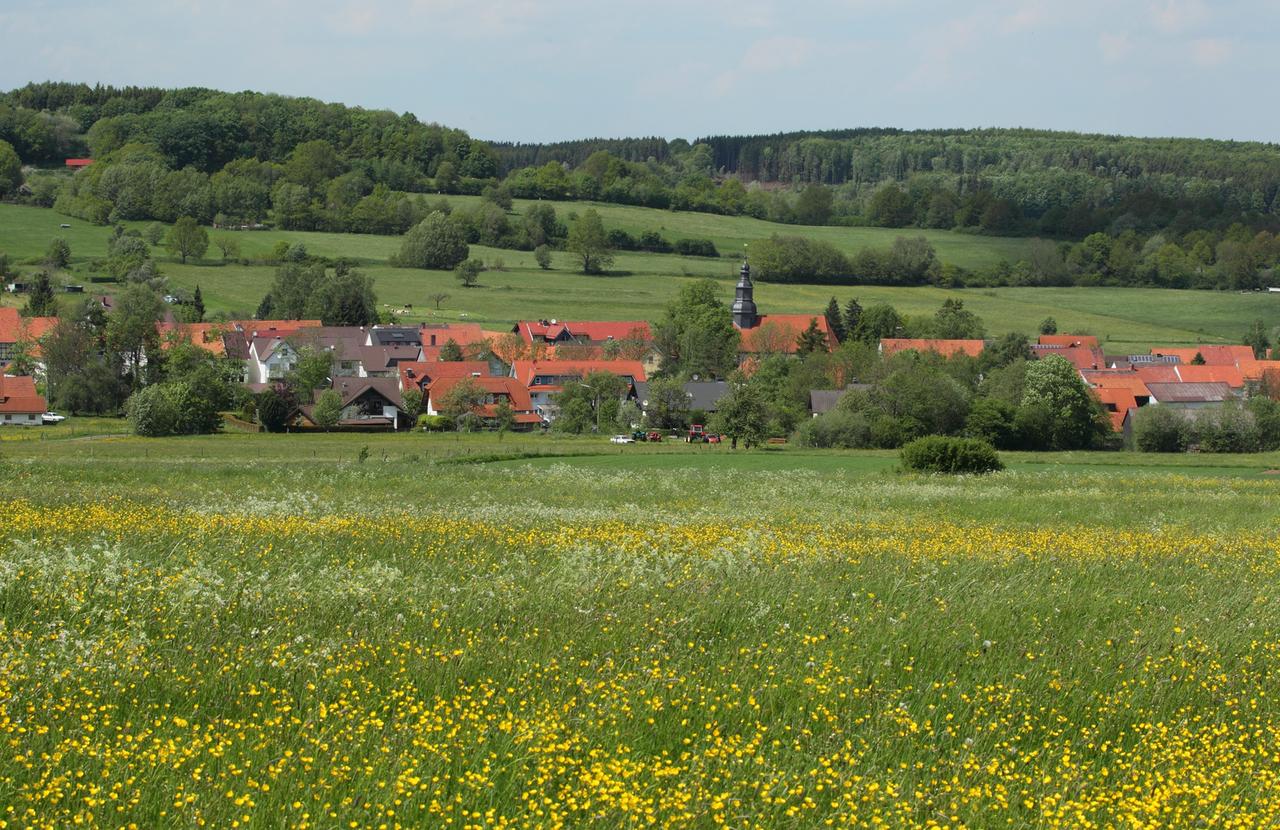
[732,259,758,329]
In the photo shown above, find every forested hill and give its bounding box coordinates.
[495,127,1280,187]
[5,81,1280,289]
[0,81,493,179]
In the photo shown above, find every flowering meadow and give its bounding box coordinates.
[3,436,1280,828]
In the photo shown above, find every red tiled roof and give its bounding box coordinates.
[398,360,491,392]
[879,338,985,359]
[65,158,93,168]
[418,323,489,347]
[512,359,647,388]
[1150,345,1256,366]
[1134,365,1181,385]
[1173,364,1244,388]
[1092,386,1138,432]
[427,375,536,419]
[1033,344,1105,370]
[0,374,46,415]
[1080,370,1151,398]
[0,308,23,343]
[514,320,653,345]
[0,310,59,358]
[1236,359,1274,382]
[739,314,838,355]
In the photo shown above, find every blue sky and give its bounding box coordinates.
[1,0,1275,144]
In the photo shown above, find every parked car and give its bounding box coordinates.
[646,431,663,442]
[609,434,635,444]
[42,412,67,424]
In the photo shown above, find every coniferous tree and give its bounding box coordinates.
[192,285,205,321]
[23,271,59,317]
[842,298,863,339]
[795,318,829,356]
[824,297,845,342]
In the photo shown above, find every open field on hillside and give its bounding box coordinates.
[4,432,1280,827]
[4,203,1279,348]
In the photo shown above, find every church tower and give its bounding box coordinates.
[731,259,758,329]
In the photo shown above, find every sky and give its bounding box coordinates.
[1,0,1276,144]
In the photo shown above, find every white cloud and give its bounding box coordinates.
[896,15,978,93]
[707,36,816,96]
[1098,31,1133,63]
[1190,36,1232,66]
[999,1,1053,34]
[1149,0,1208,34]
[742,36,815,72]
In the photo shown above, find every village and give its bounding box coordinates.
[2,260,1275,450]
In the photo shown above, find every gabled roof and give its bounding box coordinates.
[332,376,404,408]
[1145,382,1234,403]
[1038,334,1099,348]
[1092,386,1138,432]
[1172,364,1244,388]
[0,374,46,414]
[1134,365,1181,385]
[368,326,422,347]
[513,320,653,345]
[0,309,60,360]
[1033,344,1105,371]
[512,359,647,388]
[879,338,985,359]
[418,322,490,347]
[398,360,492,392]
[428,375,536,417]
[741,315,838,355]
[1081,370,1151,398]
[1149,345,1255,366]
[683,380,730,412]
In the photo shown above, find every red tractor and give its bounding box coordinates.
[686,424,707,443]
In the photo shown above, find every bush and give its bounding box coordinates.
[417,414,453,431]
[1196,404,1260,453]
[965,398,1016,449]
[126,384,182,437]
[1131,405,1193,453]
[900,436,1004,475]
[792,410,872,449]
[673,238,719,258]
[126,380,223,437]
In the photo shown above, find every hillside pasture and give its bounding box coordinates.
[2,203,1278,347]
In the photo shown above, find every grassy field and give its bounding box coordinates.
[3,202,1279,348]
[4,431,1280,827]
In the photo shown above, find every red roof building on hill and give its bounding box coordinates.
[0,374,46,425]
[398,361,493,395]
[1093,386,1139,432]
[511,359,646,420]
[514,320,652,346]
[1150,345,1256,366]
[1031,344,1105,370]
[879,338,986,359]
[65,158,93,169]
[740,314,838,355]
[424,375,542,427]
[0,308,59,363]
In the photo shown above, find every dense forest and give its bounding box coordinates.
[4,81,1280,291]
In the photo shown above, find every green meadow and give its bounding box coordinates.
[3,202,1278,348]
[4,432,1280,826]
